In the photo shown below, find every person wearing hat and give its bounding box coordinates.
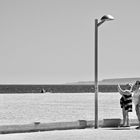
[132,80,140,129]
[117,83,133,127]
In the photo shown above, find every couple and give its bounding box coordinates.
[118,80,140,129]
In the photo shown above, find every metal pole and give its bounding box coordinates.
[94,19,98,129]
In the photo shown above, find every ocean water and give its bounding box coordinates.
[0,93,137,125]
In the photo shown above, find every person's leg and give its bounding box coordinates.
[135,104,140,129]
[122,107,126,126]
[126,111,130,126]
[137,104,140,127]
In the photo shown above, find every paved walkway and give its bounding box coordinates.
[0,126,140,140]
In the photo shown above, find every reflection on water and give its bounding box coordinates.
[0,93,137,125]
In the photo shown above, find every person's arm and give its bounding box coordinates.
[117,84,124,95]
[129,85,133,92]
[117,84,131,95]
[138,95,140,105]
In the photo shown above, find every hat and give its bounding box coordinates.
[135,80,140,86]
[126,83,132,86]
[125,83,132,90]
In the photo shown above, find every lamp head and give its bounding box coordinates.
[101,15,114,21]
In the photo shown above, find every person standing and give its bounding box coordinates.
[117,83,133,127]
[132,80,140,129]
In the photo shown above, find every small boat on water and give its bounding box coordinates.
[41,89,46,93]
[41,88,53,93]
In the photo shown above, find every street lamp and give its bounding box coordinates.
[94,15,114,129]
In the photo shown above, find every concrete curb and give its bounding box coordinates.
[0,120,93,134]
[0,119,138,134]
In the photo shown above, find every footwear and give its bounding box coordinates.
[120,124,125,127]
[120,124,130,127]
[136,126,140,129]
[123,125,130,127]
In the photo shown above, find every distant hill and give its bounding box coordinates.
[100,78,140,85]
[68,77,140,85]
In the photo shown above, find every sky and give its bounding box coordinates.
[0,0,140,84]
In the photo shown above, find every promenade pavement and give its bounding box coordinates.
[0,126,140,140]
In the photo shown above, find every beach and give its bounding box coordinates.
[0,93,138,125]
[0,92,139,140]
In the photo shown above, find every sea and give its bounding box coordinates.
[0,93,137,125]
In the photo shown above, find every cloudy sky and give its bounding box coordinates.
[0,0,140,84]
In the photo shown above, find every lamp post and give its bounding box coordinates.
[94,15,114,129]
